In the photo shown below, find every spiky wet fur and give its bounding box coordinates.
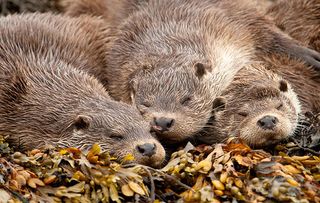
[0,13,165,167]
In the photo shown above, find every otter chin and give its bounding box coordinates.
[197,64,301,148]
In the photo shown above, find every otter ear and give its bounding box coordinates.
[279,80,288,92]
[128,78,137,104]
[194,62,212,79]
[73,115,92,130]
[212,97,226,112]
[130,89,136,105]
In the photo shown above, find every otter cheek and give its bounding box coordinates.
[239,124,270,147]
[273,116,293,140]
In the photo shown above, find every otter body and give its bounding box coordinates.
[59,0,140,26]
[60,0,320,144]
[199,0,320,147]
[198,55,320,147]
[266,0,320,52]
[263,0,320,113]
[0,13,165,167]
[104,0,320,143]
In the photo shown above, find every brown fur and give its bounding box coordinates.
[58,0,141,27]
[60,0,320,143]
[105,0,320,143]
[0,13,165,167]
[266,0,320,52]
[263,0,320,113]
[198,0,320,147]
[197,64,301,147]
[197,54,320,147]
[262,55,320,114]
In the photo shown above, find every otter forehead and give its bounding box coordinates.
[246,86,281,100]
[136,68,199,95]
[86,99,149,127]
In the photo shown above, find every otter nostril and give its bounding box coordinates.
[153,117,175,132]
[271,117,278,124]
[257,115,278,130]
[136,143,156,157]
[166,118,174,128]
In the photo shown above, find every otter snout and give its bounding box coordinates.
[151,117,175,132]
[136,143,156,157]
[239,112,294,147]
[257,115,279,130]
[131,139,166,168]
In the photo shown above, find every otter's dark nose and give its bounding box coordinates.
[136,143,156,157]
[152,117,175,132]
[257,115,278,130]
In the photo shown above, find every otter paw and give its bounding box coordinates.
[291,45,320,70]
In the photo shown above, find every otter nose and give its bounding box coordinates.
[136,143,156,157]
[257,115,278,130]
[152,117,175,132]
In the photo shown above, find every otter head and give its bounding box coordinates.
[60,100,166,168]
[130,62,226,143]
[200,67,301,148]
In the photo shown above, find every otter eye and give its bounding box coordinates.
[138,107,147,115]
[181,97,192,105]
[238,111,248,117]
[141,101,151,108]
[276,103,284,110]
[110,134,124,141]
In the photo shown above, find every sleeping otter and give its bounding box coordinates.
[60,0,320,144]
[108,0,320,143]
[198,0,320,147]
[197,64,301,147]
[0,13,165,167]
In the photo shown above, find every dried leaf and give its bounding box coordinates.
[128,181,146,195]
[121,184,134,197]
[27,178,45,188]
[109,183,120,203]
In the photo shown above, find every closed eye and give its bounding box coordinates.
[181,97,192,106]
[141,101,151,108]
[238,111,248,117]
[110,134,124,140]
[276,103,283,110]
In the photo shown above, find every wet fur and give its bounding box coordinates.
[197,65,301,147]
[105,0,319,142]
[263,0,320,113]
[0,13,165,167]
[198,0,320,147]
[266,0,320,53]
[60,0,320,143]
[58,0,143,27]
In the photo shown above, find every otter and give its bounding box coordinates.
[0,13,165,167]
[262,55,320,114]
[104,0,320,143]
[262,0,320,113]
[197,64,301,147]
[197,54,320,147]
[198,0,320,147]
[265,0,320,52]
[59,0,320,144]
[0,0,59,16]
[58,0,141,26]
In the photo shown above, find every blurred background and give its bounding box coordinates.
[0,0,59,15]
